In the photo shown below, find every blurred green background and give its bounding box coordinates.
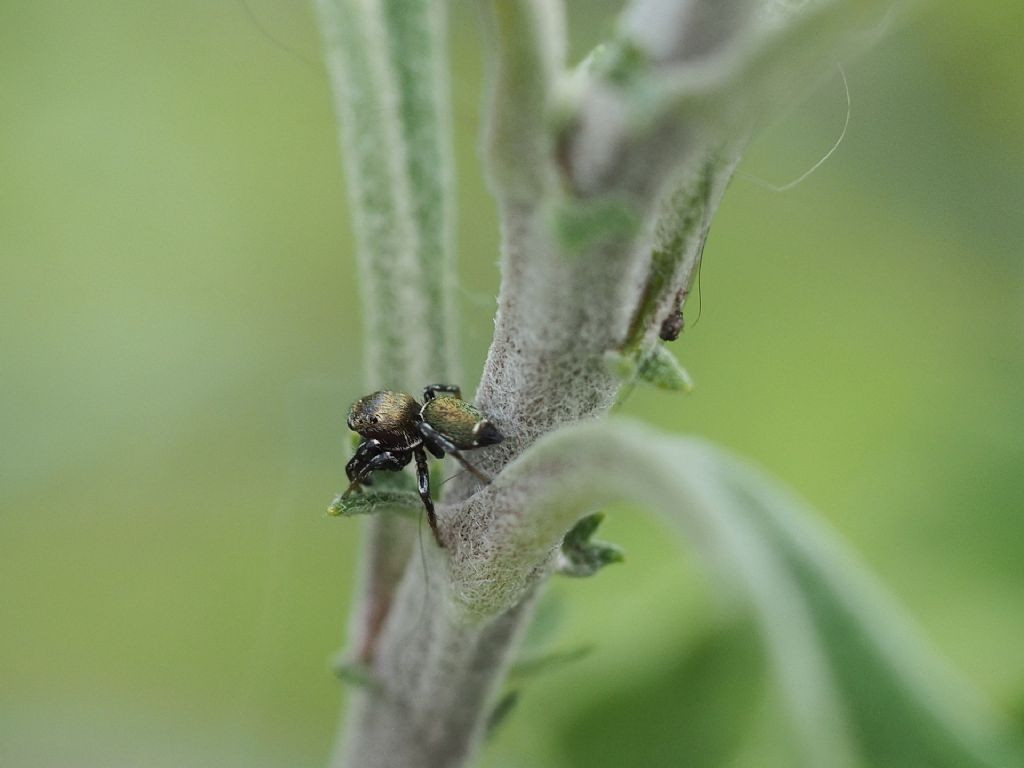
[2,1,1022,766]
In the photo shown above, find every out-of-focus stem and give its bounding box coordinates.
[316,0,458,707]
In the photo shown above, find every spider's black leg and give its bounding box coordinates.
[424,438,444,459]
[418,422,492,484]
[346,439,383,484]
[423,384,462,402]
[345,448,409,496]
[414,447,443,547]
[355,450,410,481]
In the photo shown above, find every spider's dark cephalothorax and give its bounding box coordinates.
[343,384,504,547]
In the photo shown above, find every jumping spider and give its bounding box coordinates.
[344,384,504,546]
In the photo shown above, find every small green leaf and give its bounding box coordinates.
[605,346,694,404]
[486,690,520,737]
[557,512,625,578]
[333,658,381,692]
[565,510,603,543]
[637,344,694,392]
[327,487,421,518]
[509,645,594,681]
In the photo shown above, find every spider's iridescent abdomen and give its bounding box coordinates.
[421,396,502,450]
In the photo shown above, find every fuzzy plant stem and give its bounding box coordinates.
[316,0,458,681]
[317,0,895,766]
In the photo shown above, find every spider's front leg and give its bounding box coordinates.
[344,439,383,495]
[345,441,409,496]
[346,439,382,480]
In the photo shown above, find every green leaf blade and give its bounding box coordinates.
[487,419,1024,768]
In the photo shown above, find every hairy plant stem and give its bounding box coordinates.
[335,548,539,768]
[317,0,898,765]
[316,0,458,715]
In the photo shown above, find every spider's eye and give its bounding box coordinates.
[371,416,379,424]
